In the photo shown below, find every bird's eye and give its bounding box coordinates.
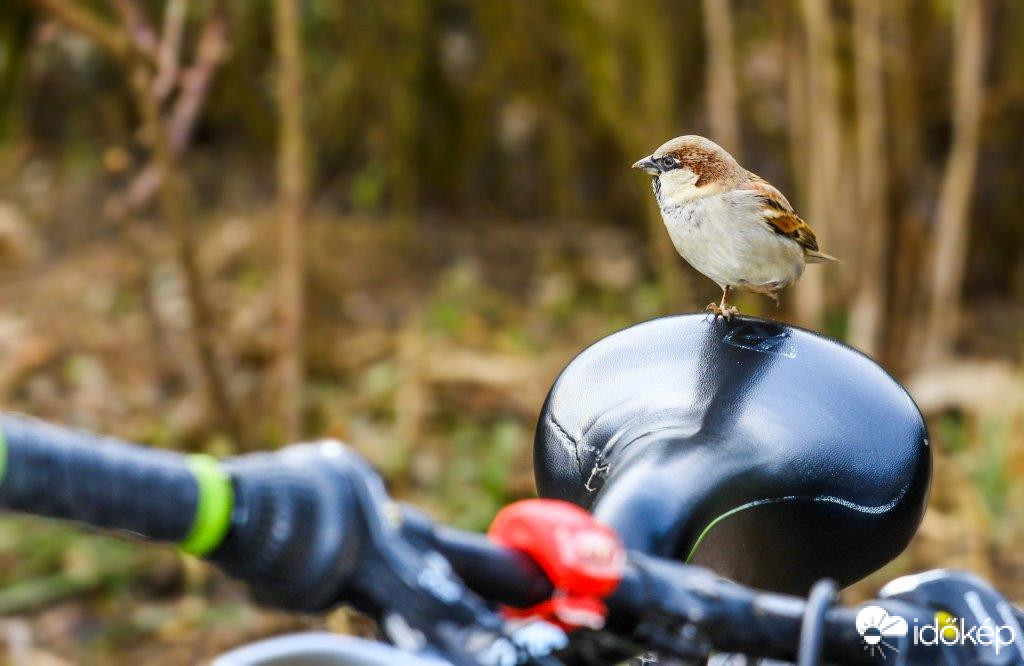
[659,156,678,171]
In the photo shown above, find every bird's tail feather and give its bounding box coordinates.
[806,250,840,264]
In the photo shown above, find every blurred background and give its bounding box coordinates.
[0,0,1022,662]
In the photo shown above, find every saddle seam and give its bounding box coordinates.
[546,414,584,480]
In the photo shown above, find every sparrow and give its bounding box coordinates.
[633,135,837,319]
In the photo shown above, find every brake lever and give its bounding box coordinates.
[327,444,565,666]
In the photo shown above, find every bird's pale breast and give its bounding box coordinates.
[659,190,805,291]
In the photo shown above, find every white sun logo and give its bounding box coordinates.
[856,605,908,658]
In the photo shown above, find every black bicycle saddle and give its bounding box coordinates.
[534,315,930,595]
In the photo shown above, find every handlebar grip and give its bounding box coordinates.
[0,417,367,612]
[0,414,228,552]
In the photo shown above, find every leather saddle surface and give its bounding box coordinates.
[534,315,930,594]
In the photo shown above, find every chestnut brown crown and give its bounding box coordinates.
[632,135,744,188]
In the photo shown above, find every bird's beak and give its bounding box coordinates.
[632,155,659,175]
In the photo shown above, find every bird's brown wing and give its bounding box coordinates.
[740,174,820,253]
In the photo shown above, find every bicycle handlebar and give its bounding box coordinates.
[0,415,203,545]
[0,413,1018,665]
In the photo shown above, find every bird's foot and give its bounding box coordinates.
[706,301,740,320]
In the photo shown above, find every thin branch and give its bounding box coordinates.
[107,0,159,60]
[154,0,188,101]
[130,62,243,444]
[274,0,309,439]
[105,162,160,219]
[168,7,226,152]
[105,3,226,219]
[31,0,130,57]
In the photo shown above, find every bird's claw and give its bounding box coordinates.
[706,301,740,320]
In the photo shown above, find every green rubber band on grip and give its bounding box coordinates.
[181,454,233,556]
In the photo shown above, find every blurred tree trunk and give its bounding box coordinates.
[702,0,741,158]
[628,5,689,312]
[782,1,809,324]
[886,0,929,371]
[920,0,988,364]
[274,0,308,441]
[0,6,32,145]
[848,0,887,356]
[568,0,690,312]
[794,0,841,330]
[388,0,426,225]
[784,3,807,199]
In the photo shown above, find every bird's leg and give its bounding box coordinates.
[720,288,740,319]
[706,286,740,320]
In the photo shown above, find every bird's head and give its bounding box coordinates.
[632,135,743,208]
